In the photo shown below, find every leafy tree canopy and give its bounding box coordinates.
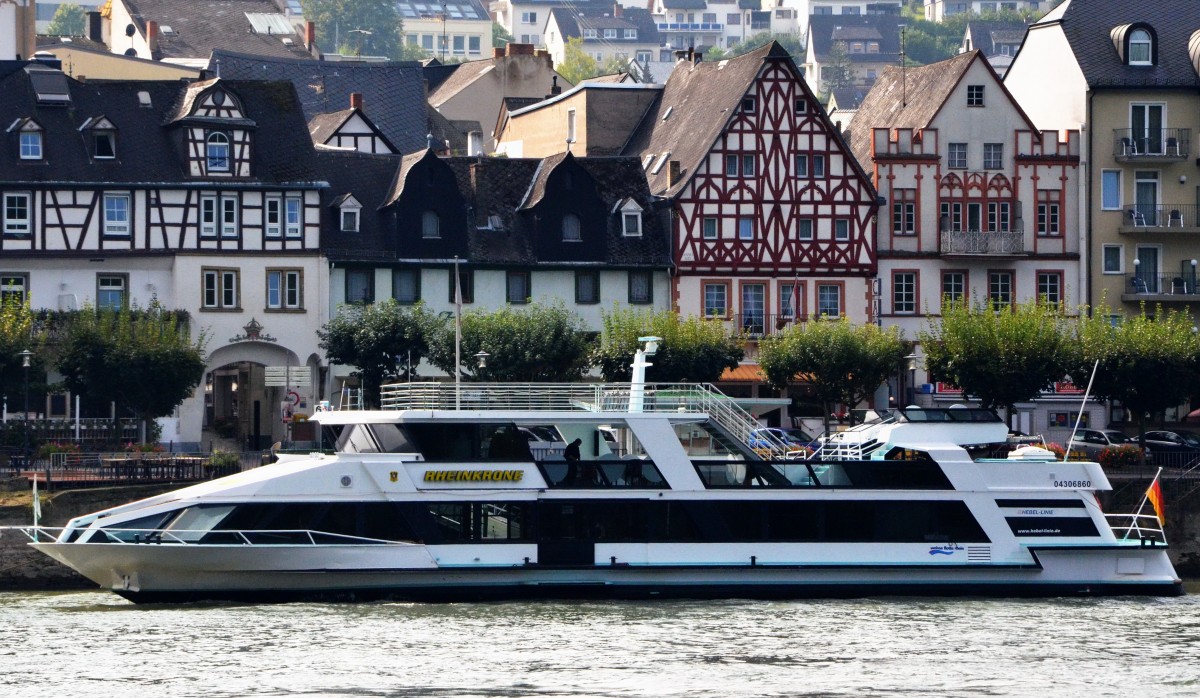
[593,307,743,383]
[759,318,906,432]
[300,0,403,58]
[318,300,439,407]
[709,33,804,61]
[919,299,1075,418]
[427,303,592,382]
[0,300,48,410]
[556,37,599,85]
[56,302,208,426]
[46,3,87,36]
[493,22,513,49]
[1072,303,1200,444]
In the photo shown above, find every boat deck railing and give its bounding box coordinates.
[1104,513,1168,544]
[15,526,406,546]
[379,382,794,458]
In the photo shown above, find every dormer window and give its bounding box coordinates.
[341,204,360,232]
[563,213,581,241]
[93,131,116,159]
[422,211,440,238]
[1129,29,1152,65]
[618,198,643,237]
[206,132,230,171]
[19,131,42,160]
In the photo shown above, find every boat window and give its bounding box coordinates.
[691,500,989,543]
[418,502,530,542]
[371,424,416,453]
[335,424,382,453]
[406,422,533,462]
[692,459,951,489]
[538,459,668,489]
[208,502,418,543]
[94,510,181,542]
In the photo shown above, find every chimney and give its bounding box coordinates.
[305,21,316,51]
[350,92,363,110]
[674,49,689,63]
[667,160,681,189]
[147,20,160,55]
[87,11,102,43]
[613,3,622,17]
[494,47,505,58]
[546,75,561,99]
[687,46,694,63]
[507,42,534,56]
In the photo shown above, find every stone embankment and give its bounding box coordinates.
[0,481,1196,590]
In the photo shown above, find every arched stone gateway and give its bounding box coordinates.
[173,342,321,451]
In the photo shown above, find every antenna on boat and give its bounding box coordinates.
[1064,359,1100,461]
[629,336,661,413]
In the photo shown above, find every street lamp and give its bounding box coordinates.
[475,351,490,380]
[19,349,32,465]
[904,352,921,407]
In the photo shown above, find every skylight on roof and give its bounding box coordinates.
[650,152,671,175]
[245,13,296,36]
[662,106,673,121]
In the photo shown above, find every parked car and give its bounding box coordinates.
[1070,429,1138,458]
[1139,430,1200,466]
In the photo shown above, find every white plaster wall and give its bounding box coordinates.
[1004,22,1088,132]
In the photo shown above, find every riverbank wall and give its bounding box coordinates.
[0,480,1197,590]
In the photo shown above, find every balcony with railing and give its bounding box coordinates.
[939,230,1025,256]
[1122,272,1200,302]
[656,22,723,32]
[1121,205,1200,232]
[1113,128,1190,161]
[731,313,801,339]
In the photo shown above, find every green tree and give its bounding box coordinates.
[1073,304,1200,454]
[820,40,856,99]
[0,300,47,429]
[919,300,1075,420]
[759,318,907,434]
[46,3,87,36]
[557,37,599,85]
[56,303,207,439]
[724,33,804,59]
[427,303,591,382]
[593,307,743,383]
[492,22,513,49]
[300,0,403,58]
[318,300,438,407]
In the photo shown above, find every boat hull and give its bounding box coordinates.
[31,542,1183,604]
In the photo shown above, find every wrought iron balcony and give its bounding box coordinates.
[939,230,1025,256]
[1113,128,1190,161]
[732,313,800,338]
[1122,205,1200,230]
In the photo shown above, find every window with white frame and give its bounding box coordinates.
[266,269,302,309]
[725,154,739,177]
[202,268,239,309]
[1128,28,1152,65]
[967,85,984,107]
[703,282,729,317]
[798,219,813,241]
[265,196,281,237]
[948,143,967,169]
[812,154,826,177]
[201,194,218,237]
[780,281,802,319]
[942,271,965,306]
[1101,170,1122,210]
[988,271,1013,309]
[835,219,850,241]
[816,284,841,317]
[892,189,915,234]
[738,217,754,240]
[285,197,302,237]
[1102,244,1123,273]
[987,202,1011,232]
[206,132,230,171]
[795,153,809,177]
[1037,191,1060,235]
[3,192,31,236]
[93,130,116,159]
[703,217,718,240]
[741,154,755,177]
[341,207,359,232]
[622,212,641,237]
[19,130,42,160]
[96,274,126,310]
[103,193,131,237]
[0,273,28,305]
[521,11,536,23]
[567,108,576,143]
[393,268,420,304]
[1037,271,1062,305]
[221,196,238,238]
[893,272,916,314]
[983,143,1003,169]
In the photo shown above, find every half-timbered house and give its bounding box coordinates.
[0,59,327,449]
[847,50,1081,432]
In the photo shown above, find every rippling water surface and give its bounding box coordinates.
[1,587,1198,697]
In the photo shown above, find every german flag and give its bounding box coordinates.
[1147,479,1166,526]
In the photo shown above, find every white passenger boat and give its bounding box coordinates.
[24,382,1182,603]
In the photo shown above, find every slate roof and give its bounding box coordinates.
[36,35,109,52]
[212,49,429,155]
[1038,0,1200,87]
[550,7,660,45]
[807,14,902,63]
[663,0,707,8]
[0,66,321,185]
[620,42,774,197]
[307,108,355,145]
[828,86,868,110]
[117,0,310,61]
[318,150,404,262]
[965,21,1028,57]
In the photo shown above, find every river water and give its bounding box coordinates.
[1,586,1198,697]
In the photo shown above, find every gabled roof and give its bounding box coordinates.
[807,14,902,62]
[36,35,108,52]
[117,0,310,61]
[965,21,1028,57]
[317,150,405,262]
[1036,0,1200,87]
[0,67,320,185]
[846,50,1038,167]
[621,43,797,197]
[549,7,660,44]
[212,49,429,155]
[307,107,400,153]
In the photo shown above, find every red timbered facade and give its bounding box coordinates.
[627,43,879,332]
